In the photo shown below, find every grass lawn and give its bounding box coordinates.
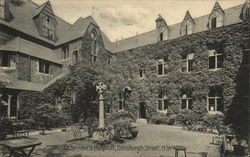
[2,124,216,157]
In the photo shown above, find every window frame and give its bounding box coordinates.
[139,67,145,78]
[61,45,70,60]
[43,16,55,40]
[157,90,169,112]
[208,50,223,70]
[0,52,10,67]
[157,59,168,76]
[181,53,194,72]
[181,89,192,110]
[38,59,50,74]
[207,86,223,112]
[118,93,125,111]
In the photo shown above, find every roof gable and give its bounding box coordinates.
[182,11,195,24]
[209,1,225,18]
[33,1,55,19]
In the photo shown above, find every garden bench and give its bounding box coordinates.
[172,145,187,157]
[13,130,29,138]
[38,128,46,135]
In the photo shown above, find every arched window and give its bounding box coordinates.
[43,16,54,40]
[91,31,98,63]
[72,50,78,64]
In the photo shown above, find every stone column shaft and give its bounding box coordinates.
[99,94,105,128]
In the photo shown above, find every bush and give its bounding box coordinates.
[129,124,138,138]
[71,124,87,140]
[202,114,225,132]
[80,116,98,137]
[112,118,132,138]
[30,103,71,129]
[150,113,168,125]
[176,109,199,130]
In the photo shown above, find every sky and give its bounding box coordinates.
[32,0,245,42]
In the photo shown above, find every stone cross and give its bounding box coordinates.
[96,82,107,128]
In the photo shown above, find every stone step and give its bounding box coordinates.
[136,118,147,124]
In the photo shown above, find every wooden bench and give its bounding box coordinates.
[13,130,29,138]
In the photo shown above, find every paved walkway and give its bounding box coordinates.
[1,124,218,157]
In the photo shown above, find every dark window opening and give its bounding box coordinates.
[158,63,163,75]
[158,90,169,111]
[160,32,163,41]
[246,8,250,19]
[39,60,50,74]
[211,17,217,29]
[139,68,145,78]
[208,86,223,112]
[72,50,78,64]
[61,45,69,60]
[1,52,10,67]
[181,89,192,110]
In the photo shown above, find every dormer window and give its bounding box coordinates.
[181,11,195,36]
[210,13,223,29]
[43,16,55,40]
[209,2,225,29]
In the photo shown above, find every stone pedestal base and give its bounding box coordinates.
[92,129,110,141]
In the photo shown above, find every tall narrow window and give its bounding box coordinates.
[208,86,223,112]
[246,8,250,19]
[139,68,145,78]
[181,53,194,72]
[61,45,69,60]
[38,60,50,74]
[181,89,192,110]
[72,50,78,64]
[211,17,217,29]
[43,16,54,40]
[158,89,169,111]
[208,49,223,69]
[0,52,10,67]
[158,58,168,75]
[91,32,98,63]
[160,32,163,41]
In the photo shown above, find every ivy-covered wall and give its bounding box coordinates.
[113,22,250,123]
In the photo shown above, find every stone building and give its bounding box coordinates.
[0,0,249,121]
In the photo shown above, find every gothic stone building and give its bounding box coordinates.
[0,0,249,120]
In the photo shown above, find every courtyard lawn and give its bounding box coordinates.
[6,124,216,157]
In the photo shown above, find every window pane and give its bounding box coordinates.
[188,60,193,72]
[160,33,163,41]
[209,87,216,97]
[215,86,223,97]
[158,90,163,99]
[217,98,223,112]
[212,17,216,28]
[45,63,50,74]
[181,99,187,109]
[2,53,9,67]
[163,99,169,110]
[208,98,215,111]
[217,55,223,68]
[158,100,162,110]
[39,60,44,73]
[209,56,215,69]
[119,101,123,110]
[158,64,163,75]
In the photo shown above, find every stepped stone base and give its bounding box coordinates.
[136,118,147,124]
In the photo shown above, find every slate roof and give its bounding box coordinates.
[111,3,244,53]
[56,16,98,46]
[0,37,62,64]
[0,0,72,45]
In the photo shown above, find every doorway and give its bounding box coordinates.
[139,102,146,119]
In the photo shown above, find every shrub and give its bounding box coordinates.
[71,124,86,140]
[150,113,167,125]
[176,109,199,130]
[80,116,98,137]
[112,118,132,138]
[129,123,138,138]
[202,114,225,132]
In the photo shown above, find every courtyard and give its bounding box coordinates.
[1,124,217,157]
